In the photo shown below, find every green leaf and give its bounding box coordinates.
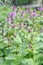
[21,58,34,65]
[0,50,3,56]
[5,54,17,60]
[0,57,7,65]
[35,42,43,49]
[14,35,22,43]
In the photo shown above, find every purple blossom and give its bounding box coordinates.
[33,10,36,12]
[7,18,11,23]
[26,9,30,13]
[31,11,37,17]
[11,24,16,28]
[40,28,43,33]
[27,26,31,32]
[21,11,24,17]
[12,6,16,10]
[19,23,22,29]
[38,6,43,11]
[9,12,16,18]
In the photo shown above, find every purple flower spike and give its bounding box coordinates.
[31,11,37,17]
[27,26,31,32]
[33,10,36,12]
[21,11,24,16]
[12,6,16,10]
[38,6,43,11]
[26,10,30,13]
[7,18,11,23]
[11,24,16,28]
[10,12,16,18]
[19,23,22,30]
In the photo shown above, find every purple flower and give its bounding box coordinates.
[31,11,37,17]
[40,28,43,33]
[21,11,24,17]
[11,24,16,28]
[33,10,36,12]
[9,12,16,18]
[26,9,30,12]
[7,18,11,23]
[12,6,16,10]
[27,26,31,32]
[19,23,22,30]
[38,6,43,11]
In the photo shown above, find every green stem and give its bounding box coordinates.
[33,49,36,65]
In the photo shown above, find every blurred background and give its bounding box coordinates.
[0,0,42,6]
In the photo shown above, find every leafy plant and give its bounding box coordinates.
[0,5,43,65]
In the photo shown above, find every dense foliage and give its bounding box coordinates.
[0,5,43,65]
[12,0,36,5]
[0,0,38,5]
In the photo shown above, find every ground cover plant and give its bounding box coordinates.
[0,5,43,65]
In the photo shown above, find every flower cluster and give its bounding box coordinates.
[0,6,43,65]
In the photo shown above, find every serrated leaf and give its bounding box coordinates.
[21,58,34,65]
[5,54,17,60]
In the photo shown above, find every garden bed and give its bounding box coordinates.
[0,5,43,65]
